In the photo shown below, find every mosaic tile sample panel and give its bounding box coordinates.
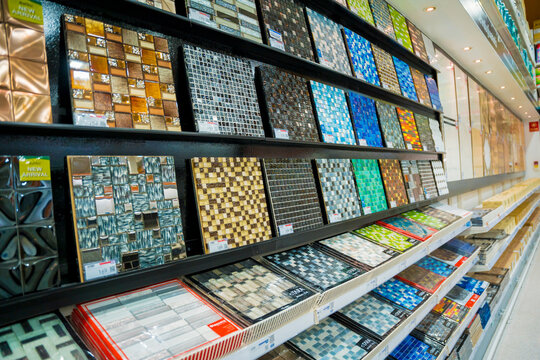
[258,66,318,142]
[347,0,375,25]
[429,118,445,152]
[457,276,488,295]
[75,280,242,358]
[264,245,363,291]
[183,44,264,137]
[372,278,428,311]
[351,159,388,214]
[343,29,380,86]
[396,265,445,293]
[185,0,262,42]
[318,233,396,269]
[349,92,383,147]
[442,239,477,258]
[415,312,457,344]
[137,0,176,13]
[259,345,307,360]
[402,209,447,230]
[369,0,396,39]
[68,156,186,282]
[388,5,414,52]
[431,247,461,267]
[407,20,429,62]
[393,57,418,101]
[377,216,436,241]
[433,297,468,323]
[372,45,401,94]
[411,68,431,107]
[306,8,352,75]
[375,100,406,149]
[416,256,455,277]
[420,207,460,226]
[262,159,323,235]
[289,317,376,359]
[446,285,478,308]
[390,335,438,360]
[354,224,418,253]
[417,160,439,200]
[0,156,60,299]
[187,259,314,324]
[310,81,356,145]
[192,157,271,252]
[63,15,181,131]
[425,74,442,111]
[0,313,87,359]
[400,160,425,203]
[379,159,409,208]
[414,114,436,152]
[340,293,409,339]
[431,160,449,195]
[315,159,362,222]
[397,108,422,151]
[258,0,314,60]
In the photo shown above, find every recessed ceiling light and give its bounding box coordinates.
[511,97,515,100]
[456,77,461,80]
[485,70,493,74]
[519,106,523,108]
[424,6,436,12]
[463,47,472,51]
[529,115,532,118]
[474,59,482,63]
[525,112,528,114]
[500,86,505,89]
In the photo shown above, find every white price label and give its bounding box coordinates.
[268,28,283,42]
[363,206,372,215]
[359,139,368,146]
[274,128,289,139]
[383,83,391,90]
[386,142,393,148]
[329,212,342,223]
[409,196,415,203]
[278,223,294,236]
[189,9,216,27]
[269,37,285,51]
[199,121,220,133]
[84,260,117,281]
[323,134,335,143]
[207,239,229,253]
[317,301,335,320]
[368,278,378,290]
[382,346,389,357]
[399,260,407,271]
[390,201,397,208]
[250,335,275,355]
[406,143,413,150]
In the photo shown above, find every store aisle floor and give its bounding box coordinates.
[491,239,540,360]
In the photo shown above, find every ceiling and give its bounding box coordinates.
[386,0,539,122]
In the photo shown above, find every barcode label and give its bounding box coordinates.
[85,260,117,281]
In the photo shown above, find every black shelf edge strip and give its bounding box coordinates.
[46,0,441,118]
[447,172,525,196]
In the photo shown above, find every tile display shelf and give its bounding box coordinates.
[469,194,540,272]
[219,210,473,360]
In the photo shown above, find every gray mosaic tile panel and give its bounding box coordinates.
[431,160,449,195]
[375,100,405,149]
[415,114,436,152]
[400,160,425,203]
[417,160,438,200]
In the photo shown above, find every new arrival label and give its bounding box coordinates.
[19,156,51,181]
[8,0,43,24]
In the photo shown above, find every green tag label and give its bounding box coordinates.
[19,156,51,181]
[8,0,44,25]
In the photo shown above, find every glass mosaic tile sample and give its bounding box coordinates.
[442,239,477,258]
[446,285,479,308]
[0,313,87,359]
[433,297,468,323]
[388,5,414,52]
[354,224,417,253]
[372,278,428,311]
[393,57,418,101]
[375,100,406,149]
[431,160,449,195]
[347,0,375,25]
[417,160,439,200]
[425,74,442,111]
[258,0,314,60]
[430,247,461,267]
[184,0,262,42]
[416,256,456,277]
[407,20,429,62]
[397,108,422,151]
[429,118,445,152]
[306,8,352,75]
[372,45,401,94]
[400,160,425,203]
[68,155,186,282]
[192,157,271,253]
[343,29,380,86]
[351,159,387,214]
[411,69,431,107]
[137,0,176,13]
[369,0,396,39]
[390,335,438,360]
[395,265,445,293]
[339,293,409,339]
[63,15,180,131]
[259,345,307,360]
[262,159,323,235]
[315,159,363,222]
[318,233,396,269]
[264,245,363,291]
[289,317,376,359]
[379,159,409,208]
[415,312,458,344]
[258,66,318,142]
[348,92,384,147]
[402,209,447,230]
[183,44,264,137]
[414,114,436,152]
[376,216,437,241]
[457,277,487,295]
[187,259,314,324]
[420,207,460,226]
[73,280,242,358]
[0,156,60,299]
[310,81,356,145]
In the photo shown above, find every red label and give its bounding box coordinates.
[454,256,467,267]
[530,121,539,132]
[465,294,480,308]
[208,319,239,337]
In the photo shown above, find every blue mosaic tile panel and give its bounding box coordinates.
[393,57,418,101]
[348,92,383,147]
[415,256,456,277]
[343,28,380,86]
[457,276,488,295]
[372,278,428,311]
[425,75,443,111]
[442,238,477,258]
[390,335,438,360]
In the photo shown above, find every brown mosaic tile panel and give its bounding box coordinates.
[378,159,408,208]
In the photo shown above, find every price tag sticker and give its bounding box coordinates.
[390,201,397,208]
[19,156,51,181]
[198,121,220,133]
[278,223,294,236]
[207,239,230,253]
[368,278,378,291]
[406,143,413,150]
[329,212,342,223]
[317,301,335,320]
[189,9,216,27]
[363,206,372,215]
[268,28,285,51]
[409,196,415,203]
[249,335,275,356]
[359,139,368,146]
[84,260,117,281]
[274,128,289,139]
[323,133,334,143]
[386,142,393,148]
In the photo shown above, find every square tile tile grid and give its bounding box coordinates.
[348,92,384,147]
[400,160,425,203]
[343,28,381,86]
[396,108,423,151]
[393,57,418,101]
[375,100,406,149]
[378,159,409,208]
[351,158,388,214]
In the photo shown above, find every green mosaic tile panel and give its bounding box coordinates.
[402,210,447,230]
[348,0,375,26]
[351,159,388,214]
[388,5,414,52]
[354,224,417,252]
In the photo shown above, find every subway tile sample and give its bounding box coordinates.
[68,155,186,282]
[372,45,401,94]
[372,278,428,311]
[407,20,429,62]
[425,74,443,111]
[397,108,423,151]
[262,158,323,235]
[431,160,449,195]
[183,44,264,137]
[414,113,436,152]
[351,159,388,214]
[310,81,356,145]
[393,57,418,101]
[63,15,180,130]
[258,66,318,142]
[347,0,375,25]
[192,157,271,253]
[416,160,439,200]
[379,159,409,208]
[375,100,406,149]
[354,224,418,253]
[343,28,380,86]
[348,92,383,147]
[411,68,431,107]
[388,5,414,52]
[369,0,396,39]
[400,160,425,203]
